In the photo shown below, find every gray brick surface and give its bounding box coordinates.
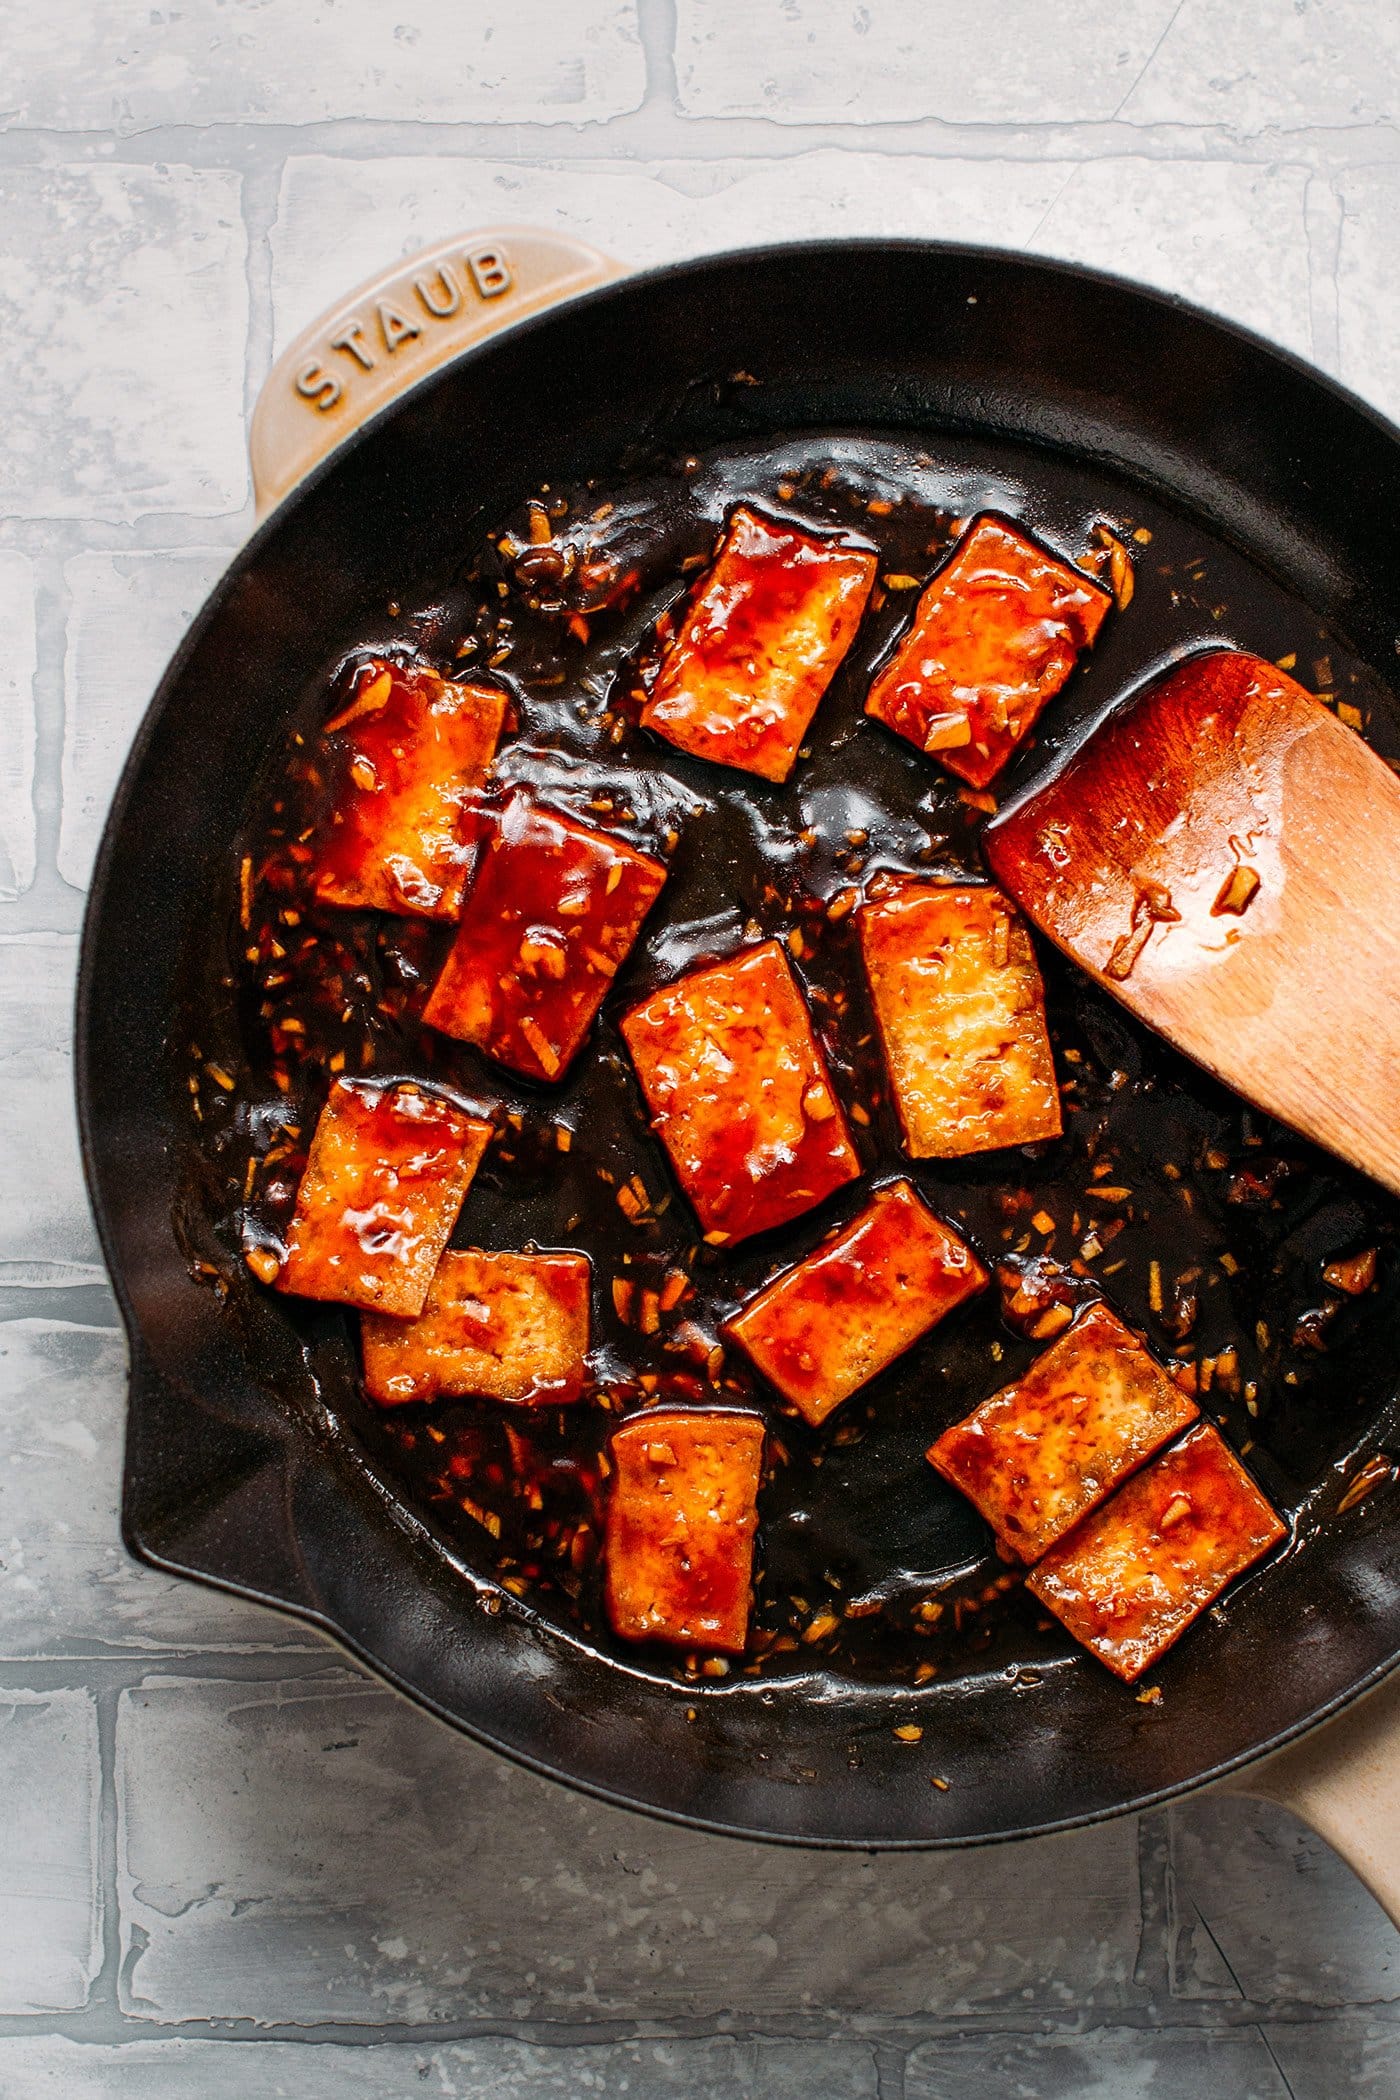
[675,0,1183,124]
[1169,1794,1400,2007]
[905,2029,1290,2100]
[0,552,37,903]
[0,166,248,522]
[1027,156,1314,362]
[0,1691,101,2013]
[0,936,99,1275]
[0,2035,876,2100]
[116,1672,1142,2025]
[678,0,1400,133]
[1336,166,1400,427]
[0,1319,316,1656]
[60,550,232,890]
[1118,0,1400,129]
[2,0,647,131]
[1263,2019,1400,2099]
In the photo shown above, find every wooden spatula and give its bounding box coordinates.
[983,648,1400,1197]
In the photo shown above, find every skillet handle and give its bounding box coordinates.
[1221,1665,1400,1926]
[249,226,625,518]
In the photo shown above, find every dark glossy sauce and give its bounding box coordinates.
[179,430,1400,1694]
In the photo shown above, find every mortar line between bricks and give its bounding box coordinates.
[1257,2024,1303,2100]
[0,901,85,938]
[0,519,252,556]
[87,1682,123,2021]
[638,0,682,117]
[3,116,1400,171]
[235,137,286,451]
[872,2038,907,2100]
[0,2005,1394,2049]
[23,550,76,909]
[0,1651,355,1690]
[1134,1809,1174,1999]
[1305,172,1345,376]
[0,1281,120,1325]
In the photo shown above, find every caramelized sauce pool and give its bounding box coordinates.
[180,431,1400,1693]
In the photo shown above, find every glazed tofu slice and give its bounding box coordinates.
[927,1302,1199,1563]
[423,795,668,1083]
[865,514,1111,787]
[859,880,1061,1159]
[621,939,861,1244]
[308,658,505,918]
[274,1079,491,1317]
[361,1249,591,1406]
[605,1410,765,1653]
[726,1179,988,1426]
[641,506,878,783]
[1027,1422,1286,1680]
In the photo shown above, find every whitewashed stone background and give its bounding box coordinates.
[1,1,1399,2092]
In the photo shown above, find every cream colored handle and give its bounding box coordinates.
[1221,1665,1400,1924]
[249,226,625,517]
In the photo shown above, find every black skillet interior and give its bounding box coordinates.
[79,243,1400,1846]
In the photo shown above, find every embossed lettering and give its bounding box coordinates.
[467,247,513,300]
[414,265,462,320]
[329,321,375,372]
[294,359,343,412]
[377,299,422,353]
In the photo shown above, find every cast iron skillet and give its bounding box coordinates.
[77,233,1400,1867]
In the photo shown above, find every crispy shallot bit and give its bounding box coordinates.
[1211,864,1261,917]
[1337,1454,1395,1514]
[1324,1248,1377,1295]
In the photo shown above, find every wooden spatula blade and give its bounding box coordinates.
[984,648,1400,1197]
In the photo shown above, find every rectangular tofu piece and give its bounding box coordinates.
[605,1410,765,1653]
[423,794,668,1083]
[308,658,505,918]
[860,880,1061,1159]
[361,1249,591,1406]
[641,506,877,783]
[928,1302,1199,1562]
[1027,1422,1286,1680]
[726,1179,988,1426]
[865,514,1111,787]
[274,1079,491,1317]
[621,939,861,1244]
